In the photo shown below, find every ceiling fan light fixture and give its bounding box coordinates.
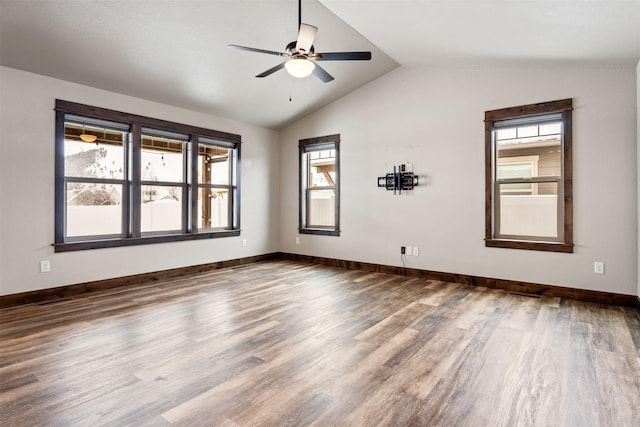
[285,58,315,78]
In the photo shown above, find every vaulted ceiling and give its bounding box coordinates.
[1,1,638,130]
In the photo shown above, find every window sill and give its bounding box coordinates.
[299,228,340,237]
[485,239,573,253]
[54,230,241,252]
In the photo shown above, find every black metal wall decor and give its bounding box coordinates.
[378,164,419,195]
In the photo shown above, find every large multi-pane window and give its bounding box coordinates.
[485,99,573,252]
[55,100,241,251]
[299,134,340,236]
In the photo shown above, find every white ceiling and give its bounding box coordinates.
[322,0,640,66]
[1,1,638,130]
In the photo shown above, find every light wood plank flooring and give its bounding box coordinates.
[1,260,639,426]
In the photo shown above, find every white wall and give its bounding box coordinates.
[2,64,637,298]
[280,65,638,296]
[637,60,640,298]
[0,66,280,296]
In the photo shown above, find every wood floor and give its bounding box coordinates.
[1,260,639,426]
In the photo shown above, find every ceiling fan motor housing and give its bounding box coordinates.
[286,41,314,56]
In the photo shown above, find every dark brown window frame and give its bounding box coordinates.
[54,99,241,252]
[299,134,340,236]
[485,98,573,253]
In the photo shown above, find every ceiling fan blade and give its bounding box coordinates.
[228,44,287,57]
[312,63,334,83]
[312,51,372,61]
[295,23,317,54]
[256,62,286,78]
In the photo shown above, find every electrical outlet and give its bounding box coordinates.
[594,261,604,274]
[241,238,247,247]
[401,246,406,255]
[40,260,50,273]
[413,246,419,256]
[295,237,300,245]
[405,246,413,256]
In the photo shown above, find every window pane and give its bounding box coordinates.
[64,124,125,179]
[496,128,516,140]
[141,135,184,182]
[66,183,122,237]
[539,123,561,136]
[517,125,538,138]
[497,162,534,194]
[308,149,336,188]
[500,182,533,194]
[197,188,229,229]
[308,189,335,227]
[198,144,230,185]
[141,185,183,232]
[497,162,533,179]
[499,181,558,238]
[497,123,561,184]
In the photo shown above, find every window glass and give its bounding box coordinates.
[64,124,124,179]
[64,141,124,179]
[196,139,235,232]
[197,188,229,229]
[141,135,185,183]
[497,125,561,178]
[66,183,122,237]
[308,149,336,187]
[198,144,230,185]
[495,120,563,241]
[498,162,533,179]
[141,185,183,233]
[498,163,534,194]
[540,123,561,136]
[498,181,558,238]
[307,149,336,227]
[139,132,186,235]
[517,125,539,138]
[308,189,335,227]
[63,122,127,239]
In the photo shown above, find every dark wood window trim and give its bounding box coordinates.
[55,100,241,142]
[299,134,340,236]
[485,99,573,253]
[54,100,241,252]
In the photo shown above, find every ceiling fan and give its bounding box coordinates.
[228,0,372,83]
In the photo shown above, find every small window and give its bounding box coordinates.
[299,135,340,236]
[485,99,573,252]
